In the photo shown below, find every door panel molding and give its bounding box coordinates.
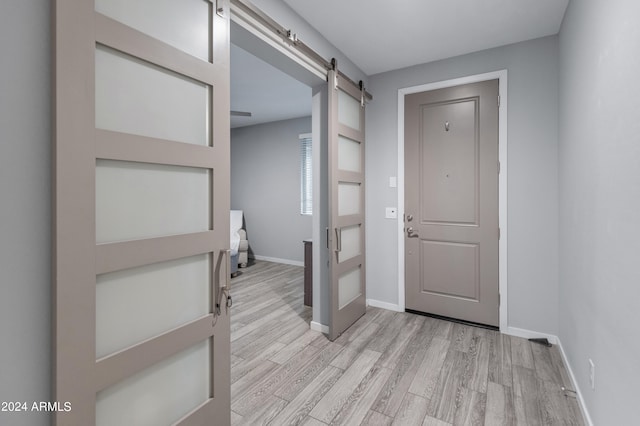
[95,315,215,391]
[95,12,219,86]
[418,97,480,226]
[337,124,362,142]
[96,232,217,274]
[95,129,217,168]
[336,170,362,184]
[418,239,480,301]
[397,70,508,331]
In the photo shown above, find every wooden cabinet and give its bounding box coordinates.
[303,239,312,307]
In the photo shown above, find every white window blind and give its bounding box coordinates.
[300,133,312,215]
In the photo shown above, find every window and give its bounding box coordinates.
[300,133,312,215]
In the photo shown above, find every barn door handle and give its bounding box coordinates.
[222,249,231,291]
[335,228,342,252]
[214,249,231,316]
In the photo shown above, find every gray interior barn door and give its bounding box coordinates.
[53,1,231,424]
[327,69,367,341]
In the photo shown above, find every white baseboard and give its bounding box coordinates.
[366,299,403,312]
[310,321,328,334]
[503,326,558,345]
[556,338,594,426]
[252,255,304,267]
[503,327,593,426]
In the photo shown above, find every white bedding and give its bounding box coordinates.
[230,210,243,255]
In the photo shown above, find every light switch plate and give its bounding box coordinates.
[385,207,397,219]
[389,176,397,188]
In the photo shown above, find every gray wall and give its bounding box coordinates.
[558,0,640,423]
[231,117,313,263]
[366,36,560,335]
[0,1,51,425]
[250,0,367,85]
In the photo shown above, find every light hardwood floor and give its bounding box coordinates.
[230,261,584,426]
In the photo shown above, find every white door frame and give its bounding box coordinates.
[230,6,330,330]
[397,70,508,331]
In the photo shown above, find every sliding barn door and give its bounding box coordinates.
[53,1,231,424]
[327,69,366,341]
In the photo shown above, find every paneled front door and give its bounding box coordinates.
[404,80,499,327]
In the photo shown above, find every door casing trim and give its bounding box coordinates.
[397,70,508,332]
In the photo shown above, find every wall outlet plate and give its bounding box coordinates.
[385,207,397,219]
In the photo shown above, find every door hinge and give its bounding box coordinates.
[498,161,501,174]
[498,227,501,240]
[497,94,501,108]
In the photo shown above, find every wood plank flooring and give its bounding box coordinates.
[231,261,584,426]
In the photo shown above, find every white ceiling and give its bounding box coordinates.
[230,0,570,128]
[282,0,570,75]
[230,43,311,128]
